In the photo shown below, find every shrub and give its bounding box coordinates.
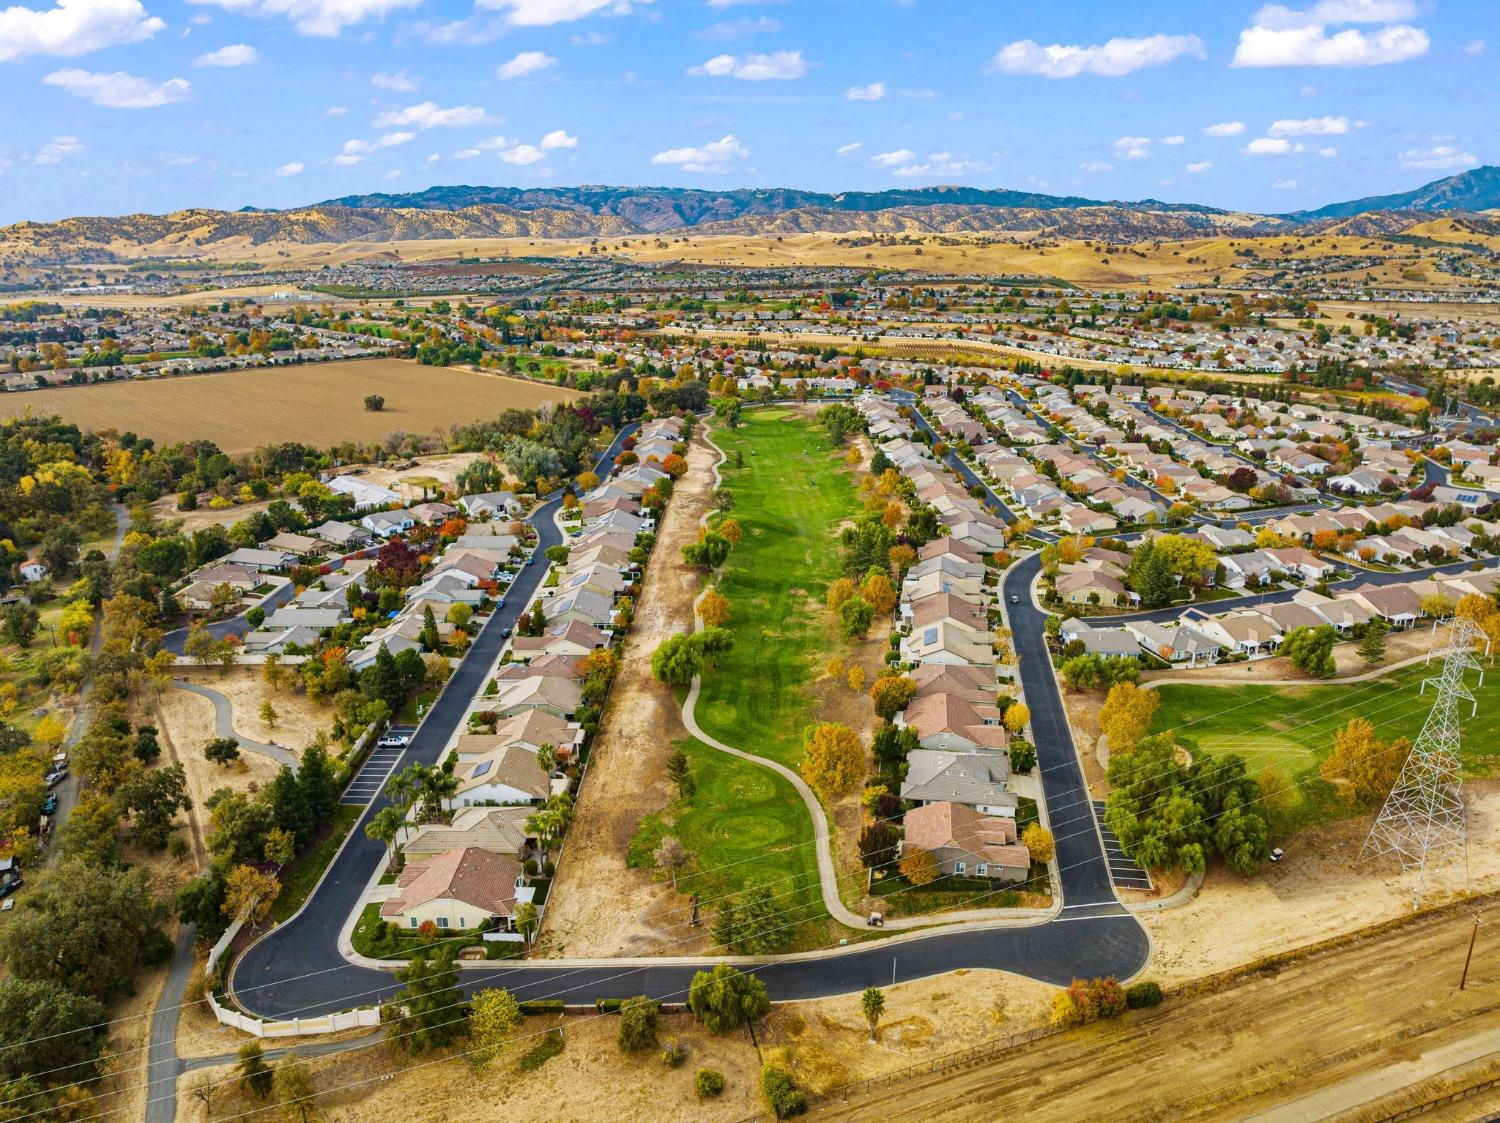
[695,1068,726,1099]
[761,1064,807,1119]
[1126,981,1163,1009]
[141,926,175,967]
[617,995,661,1052]
[518,999,565,1016]
[1009,740,1037,773]
[594,998,625,1013]
[661,1039,686,1068]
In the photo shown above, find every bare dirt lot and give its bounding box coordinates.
[170,972,1055,1123]
[0,360,580,454]
[539,426,720,958]
[814,891,1500,1123]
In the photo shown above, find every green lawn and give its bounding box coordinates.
[629,737,828,947]
[696,407,861,769]
[1150,659,1500,829]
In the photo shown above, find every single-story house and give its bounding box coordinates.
[899,801,1030,883]
[379,847,527,931]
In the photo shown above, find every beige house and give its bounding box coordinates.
[379,847,527,932]
[900,801,1030,883]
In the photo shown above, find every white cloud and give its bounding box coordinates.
[1267,114,1352,135]
[1204,120,1246,136]
[540,129,576,149]
[371,69,417,91]
[990,33,1204,78]
[476,0,650,27]
[650,133,749,173]
[1185,161,1212,172]
[331,153,361,165]
[0,0,164,63]
[338,130,415,161]
[1399,145,1478,171]
[1462,39,1485,56]
[42,67,189,107]
[890,154,986,179]
[273,161,304,176]
[1232,4,1429,69]
[845,81,885,101]
[1113,135,1153,159]
[34,134,83,164]
[871,148,914,166]
[185,0,422,37]
[453,134,510,158]
[1159,134,1185,146]
[836,141,862,157]
[499,143,544,165]
[696,15,777,40]
[192,42,257,66]
[495,49,557,79]
[1244,137,1308,155]
[374,101,488,129]
[570,28,609,44]
[164,153,198,165]
[1318,145,1338,157]
[1272,177,1298,188]
[1079,161,1114,173]
[688,49,806,79]
[1250,1,1417,28]
[425,152,440,163]
[325,104,346,115]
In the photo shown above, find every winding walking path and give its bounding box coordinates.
[171,679,297,767]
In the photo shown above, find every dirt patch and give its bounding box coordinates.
[1147,779,1500,986]
[178,1012,766,1123]
[539,426,720,958]
[765,969,1053,1094]
[152,684,281,854]
[179,666,328,751]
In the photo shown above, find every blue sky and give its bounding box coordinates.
[0,0,1493,223]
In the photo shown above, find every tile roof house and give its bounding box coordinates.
[900,801,1030,882]
[379,847,527,931]
[451,744,551,807]
[402,805,534,861]
[898,693,1006,752]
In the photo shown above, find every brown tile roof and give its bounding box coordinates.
[902,802,1029,869]
[380,847,523,919]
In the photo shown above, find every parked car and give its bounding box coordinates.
[44,767,67,788]
[501,626,513,639]
[41,794,57,816]
[0,872,21,899]
[51,750,68,769]
[1010,594,1020,604]
[376,734,410,749]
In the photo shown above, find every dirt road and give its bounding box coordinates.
[810,896,1500,1122]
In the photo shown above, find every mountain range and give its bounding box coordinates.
[1,168,1495,260]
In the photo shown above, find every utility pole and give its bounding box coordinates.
[1461,914,1480,991]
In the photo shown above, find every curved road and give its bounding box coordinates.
[228,411,1149,1023]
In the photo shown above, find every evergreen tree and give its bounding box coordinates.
[384,947,467,1053]
[268,767,311,848]
[297,742,339,826]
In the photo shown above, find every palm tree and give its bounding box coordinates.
[365,805,405,866]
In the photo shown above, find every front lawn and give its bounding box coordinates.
[1150,659,1500,830]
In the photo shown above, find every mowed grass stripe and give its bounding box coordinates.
[1150,660,1500,829]
[696,407,860,770]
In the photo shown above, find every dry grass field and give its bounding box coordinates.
[0,360,580,453]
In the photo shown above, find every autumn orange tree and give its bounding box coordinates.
[869,674,916,721]
[697,586,731,629]
[859,571,896,615]
[799,722,864,799]
[1320,717,1408,807]
[898,847,938,886]
[825,577,857,613]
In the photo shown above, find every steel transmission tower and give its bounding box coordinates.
[1361,617,1487,905]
